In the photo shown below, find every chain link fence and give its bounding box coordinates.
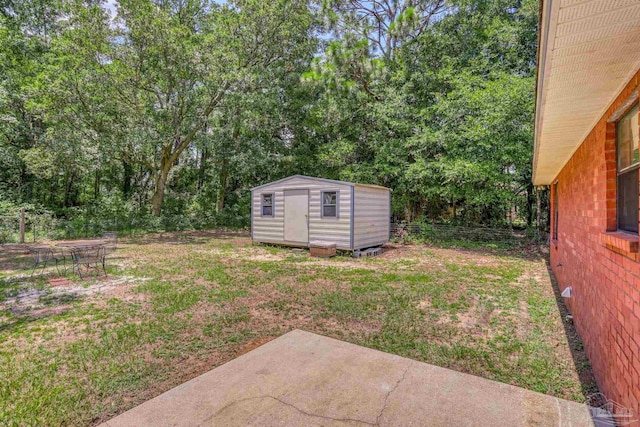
[390,222,546,246]
[1,209,544,246]
[391,223,516,241]
[0,215,20,243]
[0,210,59,243]
[0,210,246,243]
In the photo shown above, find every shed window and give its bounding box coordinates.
[322,191,338,218]
[262,193,274,217]
[617,104,639,233]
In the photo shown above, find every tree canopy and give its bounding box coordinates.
[0,0,540,228]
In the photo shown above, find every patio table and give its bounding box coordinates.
[55,240,106,248]
[54,240,107,277]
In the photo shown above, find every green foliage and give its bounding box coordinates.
[0,0,544,230]
[312,0,540,225]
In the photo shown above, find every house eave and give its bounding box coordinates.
[533,0,640,186]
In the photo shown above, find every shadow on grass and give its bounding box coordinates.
[123,229,250,246]
[0,305,73,334]
[544,258,600,400]
[0,288,80,334]
[1,229,249,275]
[0,243,32,272]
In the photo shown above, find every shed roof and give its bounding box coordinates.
[533,0,640,185]
[250,175,390,191]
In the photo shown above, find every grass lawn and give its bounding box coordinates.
[0,230,597,425]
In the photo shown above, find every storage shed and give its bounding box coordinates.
[251,175,391,251]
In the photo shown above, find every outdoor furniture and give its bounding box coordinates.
[50,247,68,274]
[70,244,107,279]
[29,246,53,276]
[55,240,106,249]
[55,240,108,278]
[102,232,118,257]
[28,245,72,276]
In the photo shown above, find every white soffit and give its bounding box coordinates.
[533,0,640,185]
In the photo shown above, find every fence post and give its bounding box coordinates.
[19,208,25,243]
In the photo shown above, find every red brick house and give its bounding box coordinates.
[534,0,640,416]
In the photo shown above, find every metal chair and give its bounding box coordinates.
[29,246,53,276]
[51,247,70,275]
[71,245,107,278]
[102,232,118,257]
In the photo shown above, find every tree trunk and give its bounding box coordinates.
[197,147,208,191]
[216,158,228,214]
[64,170,76,207]
[151,155,172,216]
[94,170,100,201]
[149,90,226,216]
[122,160,133,197]
[526,182,535,227]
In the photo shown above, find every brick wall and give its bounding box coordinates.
[550,70,640,417]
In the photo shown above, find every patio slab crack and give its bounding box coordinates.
[375,362,412,426]
[201,395,377,426]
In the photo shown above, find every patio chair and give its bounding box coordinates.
[29,246,53,276]
[51,247,71,275]
[71,245,107,279]
[102,232,118,257]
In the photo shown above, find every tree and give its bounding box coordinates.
[46,0,315,215]
[0,0,543,230]
[0,0,62,204]
[399,0,538,224]
[322,0,448,59]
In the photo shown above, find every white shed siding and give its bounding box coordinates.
[251,189,284,242]
[251,177,352,249]
[308,186,351,249]
[353,185,390,249]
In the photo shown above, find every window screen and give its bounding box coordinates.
[262,193,274,217]
[617,104,639,233]
[322,191,337,218]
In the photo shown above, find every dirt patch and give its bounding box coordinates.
[236,336,276,356]
[229,251,286,262]
[125,229,250,246]
[1,275,149,312]
[11,305,71,319]
[0,244,32,272]
[49,278,72,287]
[416,297,431,310]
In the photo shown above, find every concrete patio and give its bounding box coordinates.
[101,330,598,426]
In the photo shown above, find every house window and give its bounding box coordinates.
[321,191,338,218]
[617,104,639,233]
[262,193,274,217]
[553,182,558,242]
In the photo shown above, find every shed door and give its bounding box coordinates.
[284,189,309,243]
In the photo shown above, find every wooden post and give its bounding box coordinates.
[19,208,25,244]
